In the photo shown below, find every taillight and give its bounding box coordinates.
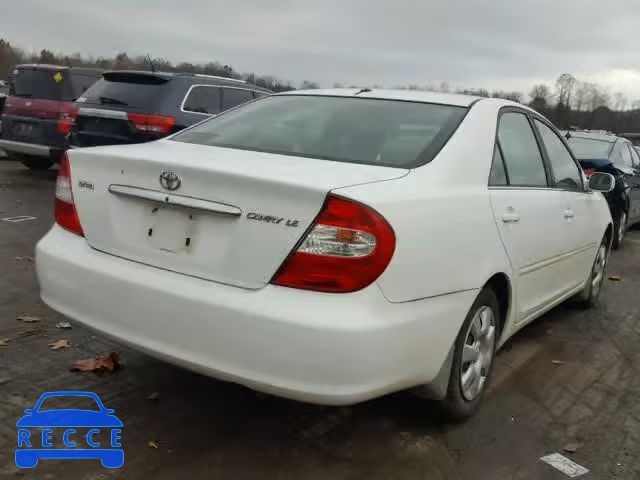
[55,154,84,236]
[583,168,595,177]
[272,195,396,293]
[127,113,176,135]
[57,109,77,136]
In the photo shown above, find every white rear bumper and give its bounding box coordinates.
[36,224,478,405]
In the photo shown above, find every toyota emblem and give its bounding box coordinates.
[159,170,181,191]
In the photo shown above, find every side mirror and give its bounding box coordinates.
[23,409,34,415]
[588,172,615,193]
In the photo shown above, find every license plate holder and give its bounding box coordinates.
[14,122,39,137]
[147,205,194,253]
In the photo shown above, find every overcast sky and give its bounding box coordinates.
[4,0,640,100]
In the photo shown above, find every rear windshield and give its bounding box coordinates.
[172,95,468,168]
[79,73,171,110]
[567,137,614,160]
[10,68,68,101]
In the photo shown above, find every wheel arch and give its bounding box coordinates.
[605,222,614,247]
[484,272,511,337]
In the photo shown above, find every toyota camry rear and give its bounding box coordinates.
[38,90,609,417]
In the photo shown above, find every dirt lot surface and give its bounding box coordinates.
[1,160,639,479]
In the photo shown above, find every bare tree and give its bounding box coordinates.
[530,84,551,101]
[556,73,577,107]
[572,81,591,111]
[614,92,628,111]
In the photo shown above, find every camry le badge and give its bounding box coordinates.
[159,171,181,191]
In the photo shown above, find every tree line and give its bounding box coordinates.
[0,39,305,92]
[2,39,640,133]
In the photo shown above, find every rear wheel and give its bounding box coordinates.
[440,287,499,420]
[612,210,627,250]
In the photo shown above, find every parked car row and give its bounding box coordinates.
[564,130,640,248]
[0,63,271,170]
[35,89,617,419]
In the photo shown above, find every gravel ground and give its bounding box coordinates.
[1,160,640,479]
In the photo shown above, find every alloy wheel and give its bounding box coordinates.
[591,244,607,297]
[460,306,496,401]
[618,212,627,245]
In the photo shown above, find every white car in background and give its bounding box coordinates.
[36,90,614,418]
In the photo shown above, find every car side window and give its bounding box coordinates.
[620,143,633,169]
[626,144,640,169]
[534,119,583,191]
[221,88,253,111]
[183,86,221,115]
[489,145,508,186]
[612,142,634,173]
[497,112,548,187]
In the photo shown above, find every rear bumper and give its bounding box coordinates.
[36,224,477,405]
[0,139,53,157]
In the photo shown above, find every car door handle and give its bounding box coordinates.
[502,212,520,223]
[564,209,575,219]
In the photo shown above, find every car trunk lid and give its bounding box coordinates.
[69,140,407,289]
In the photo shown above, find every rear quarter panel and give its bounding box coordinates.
[335,99,513,303]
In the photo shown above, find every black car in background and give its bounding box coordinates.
[70,71,272,148]
[0,64,102,169]
[565,130,640,248]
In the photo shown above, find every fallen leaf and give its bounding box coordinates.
[71,352,122,373]
[552,360,567,366]
[56,321,72,329]
[563,441,583,454]
[0,337,8,346]
[609,274,623,281]
[17,315,40,323]
[148,439,159,449]
[147,392,160,401]
[49,339,71,350]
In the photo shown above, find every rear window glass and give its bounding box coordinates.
[10,68,69,101]
[567,137,614,160]
[80,74,171,110]
[172,95,467,168]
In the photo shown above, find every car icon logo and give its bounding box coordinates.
[159,170,181,191]
[15,391,124,469]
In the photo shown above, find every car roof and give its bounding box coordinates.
[564,130,619,143]
[276,88,486,107]
[15,64,103,75]
[100,70,273,93]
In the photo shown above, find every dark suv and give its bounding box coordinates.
[0,64,102,169]
[565,130,640,248]
[70,71,272,148]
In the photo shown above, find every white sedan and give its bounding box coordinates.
[37,89,614,418]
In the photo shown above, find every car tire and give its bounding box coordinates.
[440,287,499,420]
[575,234,609,309]
[612,210,627,250]
[20,155,54,171]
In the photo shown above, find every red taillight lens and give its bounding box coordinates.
[57,109,77,136]
[54,154,84,236]
[272,195,396,293]
[127,113,176,135]
[583,168,595,177]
